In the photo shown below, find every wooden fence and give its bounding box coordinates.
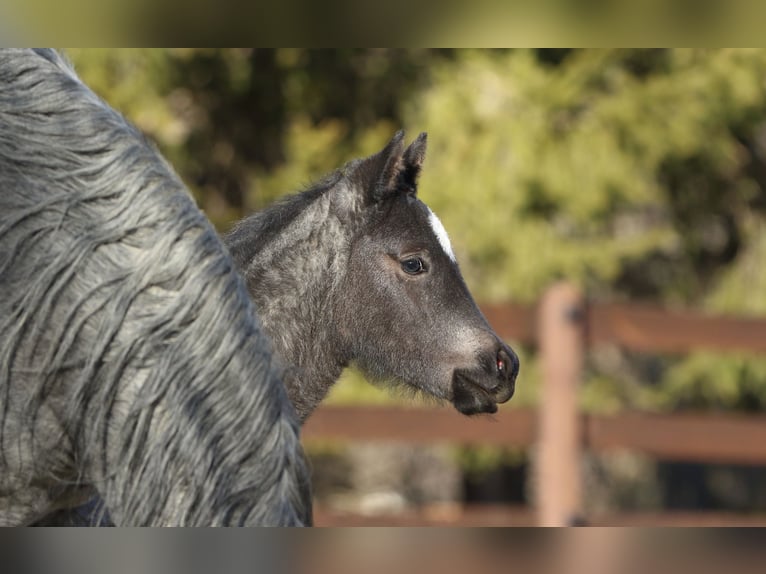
[303,282,766,526]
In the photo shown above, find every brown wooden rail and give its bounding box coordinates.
[479,300,766,354]
[304,406,766,466]
[586,411,766,465]
[313,504,766,526]
[589,302,766,354]
[303,405,536,446]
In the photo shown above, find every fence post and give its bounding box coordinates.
[536,282,586,526]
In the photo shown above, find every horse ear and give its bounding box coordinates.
[400,132,427,192]
[348,131,428,205]
[371,130,407,202]
[347,131,408,205]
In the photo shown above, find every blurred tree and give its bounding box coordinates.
[70,48,452,226]
[408,49,766,306]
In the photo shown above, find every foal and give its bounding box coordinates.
[226,131,519,422]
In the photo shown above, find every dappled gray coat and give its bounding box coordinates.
[0,49,311,526]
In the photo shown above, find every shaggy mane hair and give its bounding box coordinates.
[0,49,311,526]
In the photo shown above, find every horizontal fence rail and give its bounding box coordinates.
[586,411,766,465]
[303,405,536,446]
[590,303,766,354]
[313,505,766,527]
[479,300,766,354]
[303,406,766,466]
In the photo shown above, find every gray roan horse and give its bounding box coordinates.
[0,49,311,526]
[225,130,519,422]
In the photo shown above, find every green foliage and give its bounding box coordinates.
[659,353,766,411]
[453,446,527,478]
[408,49,766,305]
[247,118,399,212]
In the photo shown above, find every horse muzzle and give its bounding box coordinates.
[450,342,519,415]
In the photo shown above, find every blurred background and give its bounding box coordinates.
[69,49,766,525]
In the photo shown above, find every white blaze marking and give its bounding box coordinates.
[427,208,456,262]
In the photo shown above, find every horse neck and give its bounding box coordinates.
[226,190,353,422]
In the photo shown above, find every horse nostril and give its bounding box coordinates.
[496,346,519,382]
[497,355,507,375]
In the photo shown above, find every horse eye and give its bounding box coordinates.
[401,257,425,275]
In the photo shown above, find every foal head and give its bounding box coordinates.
[335,131,519,415]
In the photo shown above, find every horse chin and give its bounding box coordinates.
[450,370,512,416]
[453,393,498,416]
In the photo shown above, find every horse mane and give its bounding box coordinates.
[0,49,311,525]
[225,172,342,262]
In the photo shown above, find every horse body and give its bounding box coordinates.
[226,131,519,422]
[0,49,310,525]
